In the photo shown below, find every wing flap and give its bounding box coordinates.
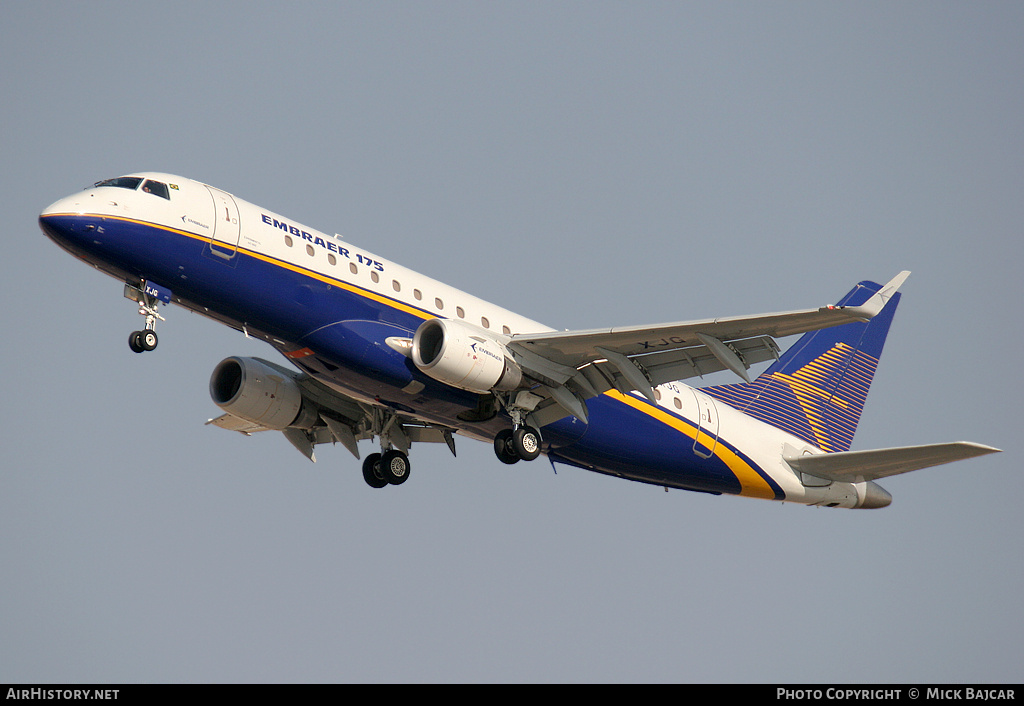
[637,335,780,386]
[784,442,1001,483]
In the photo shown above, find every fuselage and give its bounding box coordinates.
[39,172,889,508]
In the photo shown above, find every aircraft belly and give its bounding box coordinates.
[550,394,741,495]
[548,393,785,499]
[298,320,426,386]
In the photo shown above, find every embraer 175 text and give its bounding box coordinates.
[40,173,1000,508]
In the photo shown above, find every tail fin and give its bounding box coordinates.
[704,279,901,453]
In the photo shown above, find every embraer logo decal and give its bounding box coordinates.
[470,342,502,362]
[261,214,384,272]
[182,215,209,230]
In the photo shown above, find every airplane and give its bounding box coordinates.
[38,172,1001,508]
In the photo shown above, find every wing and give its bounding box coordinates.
[207,358,458,462]
[506,272,910,427]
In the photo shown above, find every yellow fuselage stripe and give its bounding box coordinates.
[604,390,776,499]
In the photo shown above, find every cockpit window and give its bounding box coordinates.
[141,180,170,200]
[94,176,143,190]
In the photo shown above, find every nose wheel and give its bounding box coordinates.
[129,329,159,353]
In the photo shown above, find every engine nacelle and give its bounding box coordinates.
[209,356,317,430]
[411,319,522,393]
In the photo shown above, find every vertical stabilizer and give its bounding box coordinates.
[704,280,901,452]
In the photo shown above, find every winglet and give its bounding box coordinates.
[835,271,911,320]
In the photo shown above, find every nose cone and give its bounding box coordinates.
[859,481,893,509]
[41,192,87,218]
[39,193,95,253]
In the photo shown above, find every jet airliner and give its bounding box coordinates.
[39,173,1000,508]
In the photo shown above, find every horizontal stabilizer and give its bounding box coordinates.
[785,442,1001,483]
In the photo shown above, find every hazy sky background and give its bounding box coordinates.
[2,2,1020,683]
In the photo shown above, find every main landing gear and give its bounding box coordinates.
[361,449,411,488]
[491,394,543,465]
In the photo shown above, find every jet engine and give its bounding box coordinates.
[209,356,318,430]
[411,319,522,393]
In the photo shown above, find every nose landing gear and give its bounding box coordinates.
[124,280,169,353]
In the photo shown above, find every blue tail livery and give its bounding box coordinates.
[39,173,1000,508]
[704,280,899,453]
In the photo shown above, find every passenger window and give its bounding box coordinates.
[141,180,170,199]
[434,298,444,310]
[414,289,423,301]
[305,244,315,257]
[481,316,490,329]
[350,263,358,274]
[285,236,294,247]
[673,397,682,410]
[328,254,337,266]
[502,326,511,335]
[456,306,465,318]
[371,271,379,284]
[393,280,401,292]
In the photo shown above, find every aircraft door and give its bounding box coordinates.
[206,185,241,258]
[691,389,720,459]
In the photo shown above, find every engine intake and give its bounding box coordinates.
[411,319,522,393]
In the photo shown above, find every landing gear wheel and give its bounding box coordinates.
[362,453,388,489]
[128,331,145,353]
[139,329,158,351]
[493,428,520,465]
[512,426,542,461]
[380,449,410,485]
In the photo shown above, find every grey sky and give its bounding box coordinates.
[1,1,1020,683]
